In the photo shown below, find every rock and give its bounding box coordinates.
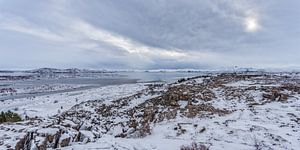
[36,128,61,148]
[34,136,47,150]
[15,132,33,150]
[15,134,27,150]
[73,131,81,142]
[59,133,71,147]
[279,93,289,101]
[199,127,206,133]
[262,93,274,100]
[78,131,94,143]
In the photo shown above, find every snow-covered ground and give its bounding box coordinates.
[0,83,146,118]
[0,72,299,150]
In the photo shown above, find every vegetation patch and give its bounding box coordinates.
[180,142,208,150]
[0,110,22,124]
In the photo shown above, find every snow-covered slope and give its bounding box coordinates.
[0,72,299,150]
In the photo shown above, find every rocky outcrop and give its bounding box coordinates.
[59,133,71,147]
[15,132,33,150]
[12,126,94,150]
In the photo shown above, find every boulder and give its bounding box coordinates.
[59,133,71,147]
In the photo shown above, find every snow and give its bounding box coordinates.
[0,72,299,150]
[224,80,256,87]
[37,128,59,135]
[0,83,146,118]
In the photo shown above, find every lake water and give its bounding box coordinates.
[118,72,202,82]
[0,72,203,101]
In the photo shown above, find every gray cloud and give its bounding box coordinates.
[0,0,299,69]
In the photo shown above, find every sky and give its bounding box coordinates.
[0,0,299,70]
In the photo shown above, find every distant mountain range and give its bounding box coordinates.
[25,68,112,74]
[0,67,300,74]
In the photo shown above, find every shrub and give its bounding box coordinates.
[180,142,208,150]
[178,78,186,83]
[0,111,22,123]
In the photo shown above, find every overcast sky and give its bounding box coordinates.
[0,0,299,70]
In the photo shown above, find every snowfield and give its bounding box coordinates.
[0,83,146,118]
[0,72,300,150]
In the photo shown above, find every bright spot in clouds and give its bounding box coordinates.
[244,16,260,32]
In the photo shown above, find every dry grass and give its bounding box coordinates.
[180,142,208,150]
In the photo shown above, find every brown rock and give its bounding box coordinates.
[59,134,71,147]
